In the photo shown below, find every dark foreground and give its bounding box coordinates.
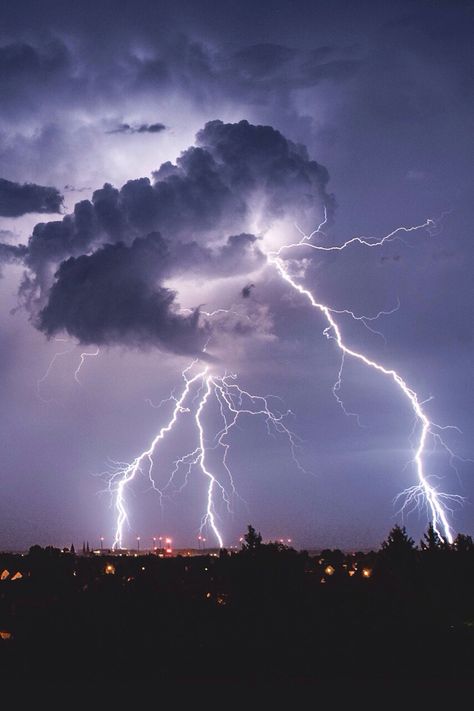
[0,525,473,683]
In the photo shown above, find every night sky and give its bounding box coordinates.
[0,0,473,551]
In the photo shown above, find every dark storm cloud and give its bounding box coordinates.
[23,119,330,279]
[37,230,264,351]
[196,120,334,221]
[125,37,358,108]
[0,178,63,217]
[15,120,327,354]
[0,26,358,129]
[107,122,166,135]
[38,233,204,353]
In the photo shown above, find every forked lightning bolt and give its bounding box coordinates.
[108,362,302,549]
[267,213,462,543]
[108,211,463,548]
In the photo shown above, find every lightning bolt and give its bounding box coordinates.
[267,214,463,543]
[74,347,100,384]
[106,208,463,548]
[37,341,100,398]
[108,362,206,549]
[107,363,302,549]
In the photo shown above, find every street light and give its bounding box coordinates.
[153,536,157,551]
[137,536,140,552]
[100,536,104,552]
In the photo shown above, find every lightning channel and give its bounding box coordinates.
[107,364,303,549]
[267,216,461,543]
[74,347,100,384]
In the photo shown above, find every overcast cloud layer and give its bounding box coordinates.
[0,0,472,550]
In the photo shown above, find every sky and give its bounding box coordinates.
[0,0,473,551]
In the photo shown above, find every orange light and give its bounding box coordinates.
[105,563,115,575]
[0,630,12,640]
[362,568,372,578]
[324,565,335,576]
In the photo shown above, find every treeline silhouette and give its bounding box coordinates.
[0,524,472,681]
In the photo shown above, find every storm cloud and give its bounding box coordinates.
[14,120,329,355]
[0,178,63,217]
[38,234,204,353]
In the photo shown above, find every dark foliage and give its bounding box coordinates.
[0,524,472,682]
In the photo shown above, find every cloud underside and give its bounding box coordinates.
[0,178,63,217]
[1,119,331,355]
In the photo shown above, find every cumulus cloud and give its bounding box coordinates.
[38,233,205,353]
[9,120,329,356]
[37,230,265,352]
[0,178,63,217]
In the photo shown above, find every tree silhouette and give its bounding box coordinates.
[420,522,442,552]
[382,524,416,554]
[379,525,417,577]
[242,525,262,552]
[453,533,474,554]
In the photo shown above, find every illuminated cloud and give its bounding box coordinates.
[11,120,330,354]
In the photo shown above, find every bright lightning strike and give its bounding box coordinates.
[107,209,462,548]
[267,214,463,543]
[107,363,302,550]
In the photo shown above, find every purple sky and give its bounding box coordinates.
[0,0,473,551]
